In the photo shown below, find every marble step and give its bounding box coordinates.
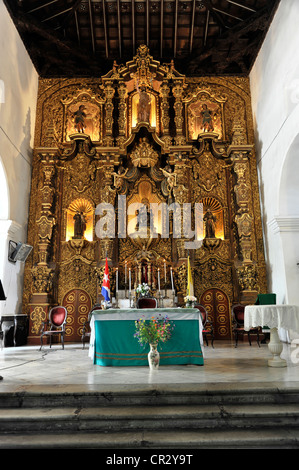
[1,403,299,434]
[0,428,299,449]
[1,384,299,408]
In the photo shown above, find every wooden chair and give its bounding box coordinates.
[40,306,67,350]
[137,297,157,309]
[195,304,214,348]
[232,304,261,348]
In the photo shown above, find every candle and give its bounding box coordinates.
[125,261,127,285]
[116,268,119,292]
[170,267,174,292]
[164,260,167,284]
[158,268,161,292]
[129,267,131,293]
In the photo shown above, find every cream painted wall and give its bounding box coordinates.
[250,0,299,337]
[0,0,38,315]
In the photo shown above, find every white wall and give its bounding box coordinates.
[0,0,38,314]
[250,0,299,337]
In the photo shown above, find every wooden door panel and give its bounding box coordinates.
[200,288,231,340]
[63,289,92,342]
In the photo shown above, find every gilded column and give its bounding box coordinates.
[28,152,57,344]
[103,81,115,147]
[117,82,127,150]
[172,81,185,145]
[160,81,172,148]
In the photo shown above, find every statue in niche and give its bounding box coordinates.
[201,104,214,133]
[73,211,87,239]
[204,209,216,238]
[73,105,88,133]
[137,86,151,123]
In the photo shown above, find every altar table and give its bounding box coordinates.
[244,304,299,367]
[89,308,204,367]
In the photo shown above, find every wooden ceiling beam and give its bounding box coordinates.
[203,9,210,46]
[226,1,256,13]
[146,0,150,47]
[117,0,122,57]
[160,0,164,57]
[174,0,178,57]
[55,0,84,30]
[102,0,109,58]
[132,0,135,54]
[27,0,60,14]
[12,10,96,66]
[189,0,196,53]
[41,7,73,23]
[202,0,228,30]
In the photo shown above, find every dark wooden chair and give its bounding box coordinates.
[137,297,157,309]
[195,304,214,348]
[40,306,68,350]
[232,304,261,348]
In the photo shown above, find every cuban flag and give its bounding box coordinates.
[101,258,110,302]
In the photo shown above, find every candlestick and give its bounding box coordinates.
[170,267,174,293]
[158,268,161,292]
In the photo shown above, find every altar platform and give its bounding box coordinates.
[0,339,298,392]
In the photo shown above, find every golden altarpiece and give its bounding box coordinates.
[23,45,267,344]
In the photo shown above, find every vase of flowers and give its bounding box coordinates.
[134,315,175,370]
[136,283,150,297]
[184,295,197,308]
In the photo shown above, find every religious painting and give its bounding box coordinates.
[185,91,226,141]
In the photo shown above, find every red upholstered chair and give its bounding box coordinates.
[137,297,157,309]
[232,304,261,348]
[40,306,68,350]
[195,304,214,348]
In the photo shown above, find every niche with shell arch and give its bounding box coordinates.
[65,198,94,242]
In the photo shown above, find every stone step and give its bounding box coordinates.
[1,403,299,434]
[1,384,299,408]
[0,428,299,449]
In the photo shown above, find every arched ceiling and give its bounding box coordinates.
[4,0,280,77]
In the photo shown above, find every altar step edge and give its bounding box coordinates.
[0,403,299,448]
[1,385,299,408]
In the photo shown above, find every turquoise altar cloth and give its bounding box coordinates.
[89,308,204,367]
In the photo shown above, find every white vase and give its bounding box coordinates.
[148,343,160,370]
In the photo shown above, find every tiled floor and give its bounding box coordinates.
[0,339,298,393]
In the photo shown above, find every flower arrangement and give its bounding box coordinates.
[134,315,175,347]
[136,283,150,297]
[184,295,197,307]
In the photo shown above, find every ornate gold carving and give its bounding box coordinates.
[30,306,47,335]
[130,138,159,168]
